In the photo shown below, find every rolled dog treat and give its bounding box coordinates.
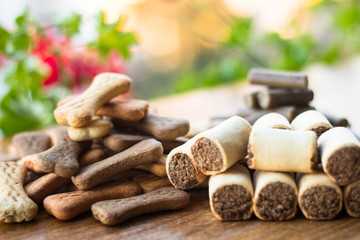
[248,128,318,173]
[247,68,308,90]
[191,116,252,175]
[244,91,260,109]
[166,139,207,189]
[252,113,292,131]
[161,137,188,154]
[297,172,342,220]
[253,170,297,221]
[344,179,360,217]
[318,127,360,186]
[291,110,332,137]
[209,164,253,221]
[257,89,314,109]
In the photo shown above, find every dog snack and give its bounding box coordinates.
[24,173,71,204]
[247,68,308,90]
[161,137,188,154]
[209,164,253,221]
[248,128,318,173]
[252,113,292,131]
[318,127,360,186]
[253,170,297,221]
[79,147,111,168]
[244,91,260,109]
[103,133,149,152]
[291,110,332,137]
[136,155,167,177]
[92,186,190,225]
[167,139,207,189]
[132,174,171,193]
[23,171,45,185]
[112,114,190,141]
[21,127,90,177]
[0,162,38,223]
[191,116,252,175]
[44,180,142,220]
[12,131,51,157]
[96,99,149,122]
[323,113,349,127]
[54,73,132,127]
[68,119,111,141]
[257,89,314,109]
[0,154,20,162]
[344,179,360,217]
[72,139,163,190]
[297,172,342,220]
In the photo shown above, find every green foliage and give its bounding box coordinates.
[88,12,137,60]
[58,13,82,37]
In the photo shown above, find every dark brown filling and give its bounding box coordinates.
[255,182,296,221]
[300,185,341,220]
[212,184,252,220]
[168,153,198,189]
[326,146,360,186]
[191,137,223,172]
[310,126,330,138]
[346,182,360,217]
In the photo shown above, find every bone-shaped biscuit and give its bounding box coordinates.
[0,162,38,223]
[21,127,90,177]
[13,131,51,157]
[92,186,190,225]
[54,73,132,127]
[68,119,111,141]
[132,174,171,193]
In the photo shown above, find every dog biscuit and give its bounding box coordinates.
[132,174,171,193]
[68,119,111,141]
[13,131,51,157]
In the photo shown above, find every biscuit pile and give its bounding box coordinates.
[0,73,191,224]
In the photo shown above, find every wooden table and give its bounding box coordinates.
[1,61,360,239]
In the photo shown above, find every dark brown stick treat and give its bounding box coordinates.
[12,131,51,157]
[91,186,190,225]
[103,133,150,152]
[297,173,342,220]
[291,110,332,137]
[96,99,149,122]
[72,139,163,190]
[323,113,350,127]
[344,179,360,217]
[136,155,167,177]
[209,164,253,221]
[247,68,308,90]
[21,128,91,177]
[257,89,314,109]
[112,114,190,141]
[161,137,188,154]
[253,170,297,221]
[244,91,260,109]
[44,180,142,220]
[132,174,171,193]
[318,127,360,186]
[24,173,71,205]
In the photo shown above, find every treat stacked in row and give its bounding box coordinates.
[1,73,192,225]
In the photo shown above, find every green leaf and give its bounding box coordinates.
[58,13,82,37]
[0,26,10,54]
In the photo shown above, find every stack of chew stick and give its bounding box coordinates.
[0,73,191,225]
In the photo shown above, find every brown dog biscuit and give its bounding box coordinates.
[132,174,171,193]
[78,147,111,168]
[112,114,190,141]
[96,99,149,122]
[0,162,38,222]
[13,131,51,157]
[103,133,150,152]
[72,139,163,190]
[68,119,111,141]
[23,171,46,185]
[54,73,132,128]
[24,173,71,205]
[344,179,360,217]
[21,128,90,177]
[44,180,142,220]
[161,137,188,154]
[92,186,190,225]
[135,155,167,177]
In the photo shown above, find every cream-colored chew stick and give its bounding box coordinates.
[297,173,342,220]
[0,162,38,223]
[253,170,297,221]
[344,179,360,217]
[209,164,253,221]
[166,139,207,189]
[248,128,318,173]
[291,110,332,137]
[191,116,252,175]
[318,127,360,186]
[252,113,292,131]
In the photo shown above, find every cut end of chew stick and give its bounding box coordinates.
[257,89,314,109]
[344,179,360,217]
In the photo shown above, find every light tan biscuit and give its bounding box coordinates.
[54,73,132,127]
[0,162,38,223]
[135,155,167,177]
[132,174,171,193]
[68,119,111,141]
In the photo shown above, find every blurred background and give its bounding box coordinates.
[0,0,359,136]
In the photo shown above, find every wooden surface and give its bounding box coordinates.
[1,60,360,239]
